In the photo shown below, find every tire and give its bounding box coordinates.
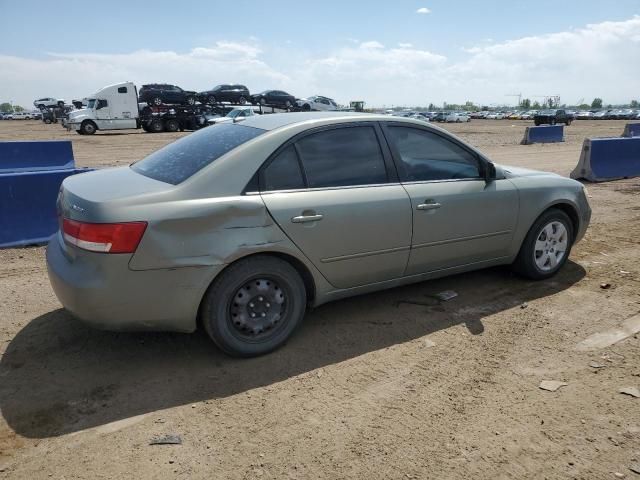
[550,118,557,125]
[186,96,196,106]
[512,208,574,280]
[201,255,307,357]
[164,118,179,132]
[151,97,163,107]
[80,120,97,135]
[76,130,85,135]
[285,100,292,109]
[149,119,164,133]
[302,103,311,111]
[534,120,540,126]
[259,97,266,106]
[566,119,572,126]
[44,118,52,124]
[238,96,247,105]
[38,104,45,110]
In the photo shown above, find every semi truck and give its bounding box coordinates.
[65,82,140,134]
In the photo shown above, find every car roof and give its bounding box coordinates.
[239,111,395,131]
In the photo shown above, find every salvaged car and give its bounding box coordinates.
[47,112,591,357]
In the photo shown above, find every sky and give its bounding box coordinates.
[1,0,639,109]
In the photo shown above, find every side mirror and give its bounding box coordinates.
[485,162,496,183]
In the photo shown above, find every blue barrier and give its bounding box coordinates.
[521,125,564,145]
[622,123,640,138]
[0,141,90,248]
[0,140,75,173]
[570,137,640,182]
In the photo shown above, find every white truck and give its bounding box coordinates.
[66,82,140,135]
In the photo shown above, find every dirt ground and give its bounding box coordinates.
[1,119,639,480]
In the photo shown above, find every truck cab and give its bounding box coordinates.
[66,82,139,135]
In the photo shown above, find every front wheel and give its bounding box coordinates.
[186,96,196,106]
[512,208,574,280]
[80,121,97,135]
[201,255,307,357]
[151,97,163,106]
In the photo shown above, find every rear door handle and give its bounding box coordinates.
[416,202,441,211]
[291,214,324,223]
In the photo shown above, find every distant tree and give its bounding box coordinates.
[591,98,603,109]
[579,103,590,110]
[520,98,531,109]
[428,103,437,110]
[12,105,24,112]
[532,101,542,109]
[631,100,639,108]
[0,102,12,113]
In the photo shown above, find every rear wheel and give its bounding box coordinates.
[512,208,574,280]
[186,96,196,106]
[151,97,163,107]
[164,118,179,132]
[149,119,164,133]
[207,96,217,105]
[550,118,557,125]
[285,100,292,109]
[238,96,247,105]
[44,118,52,124]
[202,256,307,357]
[259,97,266,106]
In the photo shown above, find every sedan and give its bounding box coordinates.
[207,107,256,125]
[445,112,470,123]
[47,112,591,357]
[198,84,251,105]
[297,95,338,111]
[250,90,297,108]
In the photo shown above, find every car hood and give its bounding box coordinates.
[499,164,560,179]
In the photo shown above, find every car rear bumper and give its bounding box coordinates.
[46,232,222,333]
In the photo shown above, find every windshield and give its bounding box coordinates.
[131,123,265,185]
[227,109,246,118]
[540,109,555,115]
[86,99,96,109]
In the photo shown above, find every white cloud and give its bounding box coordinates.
[0,42,290,108]
[416,7,431,14]
[1,16,640,108]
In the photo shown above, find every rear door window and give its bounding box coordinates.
[295,126,388,188]
[131,124,264,185]
[262,145,305,191]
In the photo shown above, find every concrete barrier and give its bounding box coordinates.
[622,123,640,138]
[521,125,564,145]
[0,141,90,248]
[570,137,640,182]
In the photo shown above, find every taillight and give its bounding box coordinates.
[62,219,147,253]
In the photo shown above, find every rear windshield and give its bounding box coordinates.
[131,124,264,184]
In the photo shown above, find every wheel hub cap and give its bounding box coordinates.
[534,221,568,271]
[229,279,286,337]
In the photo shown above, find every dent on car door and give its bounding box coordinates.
[382,124,519,275]
[259,124,412,289]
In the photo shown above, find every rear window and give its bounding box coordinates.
[131,124,264,184]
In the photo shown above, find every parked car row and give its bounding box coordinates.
[135,83,339,110]
[576,109,640,120]
[0,111,42,120]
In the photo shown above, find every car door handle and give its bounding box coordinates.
[291,214,324,223]
[416,202,441,211]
